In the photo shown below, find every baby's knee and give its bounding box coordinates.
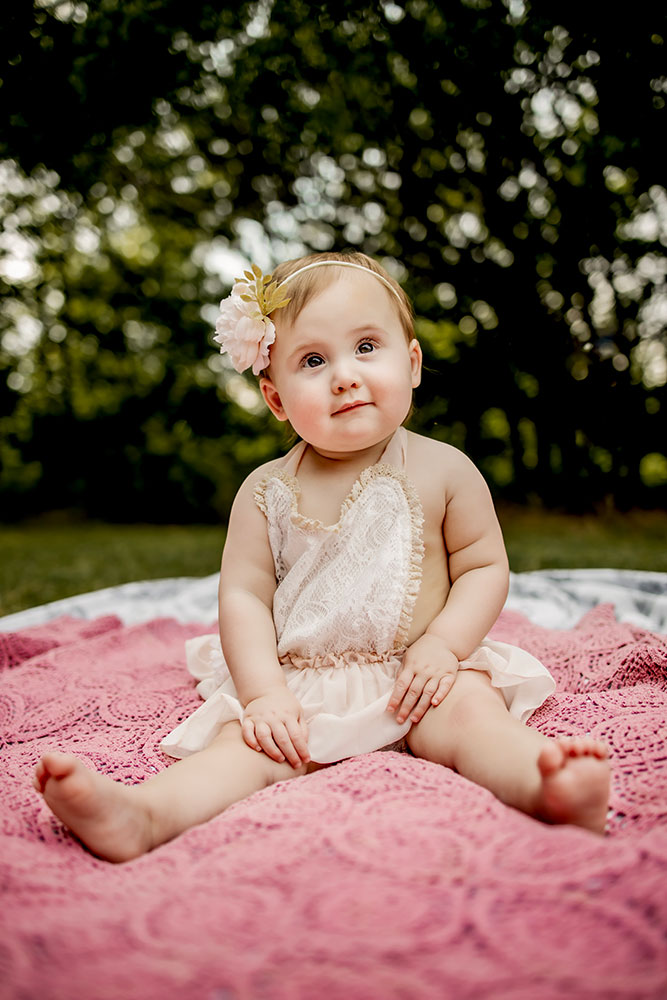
[406,671,506,761]
[446,670,506,719]
[211,722,307,787]
[444,682,498,731]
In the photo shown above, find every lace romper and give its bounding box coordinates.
[161,428,555,764]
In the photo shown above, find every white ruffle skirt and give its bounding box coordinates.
[160,634,556,764]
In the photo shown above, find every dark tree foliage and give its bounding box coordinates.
[0,0,665,521]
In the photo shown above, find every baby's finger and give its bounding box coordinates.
[254,722,286,763]
[241,718,262,752]
[272,721,306,768]
[395,678,425,724]
[409,680,440,723]
[387,669,414,713]
[285,717,310,766]
[430,672,457,707]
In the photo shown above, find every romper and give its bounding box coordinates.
[161,428,555,763]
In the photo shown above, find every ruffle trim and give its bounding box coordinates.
[254,462,424,650]
[280,647,405,671]
[374,466,424,650]
[254,468,301,519]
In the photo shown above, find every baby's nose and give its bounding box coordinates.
[332,371,360,392]
[330,359,361,392]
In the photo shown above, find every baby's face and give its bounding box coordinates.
[259,271,421,457]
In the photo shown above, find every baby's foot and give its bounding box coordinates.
[535,737,610,835]
[34,752,153,862]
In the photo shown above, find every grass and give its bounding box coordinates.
[0,521,225,618]
[1,507,665,617]
[498,505,667,575]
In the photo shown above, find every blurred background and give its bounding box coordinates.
[1,0,666,610]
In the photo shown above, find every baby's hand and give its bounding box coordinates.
[387,635,459,725]
[242,687,310,768]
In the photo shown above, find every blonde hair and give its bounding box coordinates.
[271,251,414,342]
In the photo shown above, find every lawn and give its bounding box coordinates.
[0,522,225,618]
[498,505,667,574]
[1,507,665,617]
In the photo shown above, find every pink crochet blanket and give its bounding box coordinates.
[2,606,666,999]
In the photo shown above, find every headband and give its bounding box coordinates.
[278,259,403,302]
[213,260,402,375]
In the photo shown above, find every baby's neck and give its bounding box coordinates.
[293,433,396,526]
[304,433,394,472]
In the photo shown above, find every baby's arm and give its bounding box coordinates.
[427,453,509,654]
[389,452,509,724]
[218,473,310,767]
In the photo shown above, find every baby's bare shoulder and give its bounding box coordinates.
[406,431,488,515]
[238,447,299,492]
[230,449,297,517]
[406,431,476,475]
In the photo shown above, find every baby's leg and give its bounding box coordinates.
[406,670,610,834]
[34,722,311,862]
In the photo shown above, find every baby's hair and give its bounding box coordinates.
[271,251,415,343]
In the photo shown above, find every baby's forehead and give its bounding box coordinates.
[283,270,400,325]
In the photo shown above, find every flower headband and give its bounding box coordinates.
[213,260,402,375]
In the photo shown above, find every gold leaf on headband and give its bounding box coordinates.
[234,267,291,317]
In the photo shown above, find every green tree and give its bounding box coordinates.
[1,0,665,519]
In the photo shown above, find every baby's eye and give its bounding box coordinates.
[357,341,376,355]
[302,353,325,369]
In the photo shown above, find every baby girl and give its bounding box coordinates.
[34,251,610,861]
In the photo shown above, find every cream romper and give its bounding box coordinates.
[161,428,555,763]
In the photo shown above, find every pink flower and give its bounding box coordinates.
[213,281,276,376]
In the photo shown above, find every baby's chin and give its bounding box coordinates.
[306,431,397,461]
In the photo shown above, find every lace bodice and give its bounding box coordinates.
[254,429,424,665]
[161,427,554,763]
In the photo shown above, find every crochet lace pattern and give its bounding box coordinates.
[2,604,666,999]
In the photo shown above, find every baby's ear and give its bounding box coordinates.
[259,377,289,421]
[409,338,422,388]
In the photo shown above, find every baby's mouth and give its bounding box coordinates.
[332,401,370,415]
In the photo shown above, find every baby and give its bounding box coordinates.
[34,251,610,861]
